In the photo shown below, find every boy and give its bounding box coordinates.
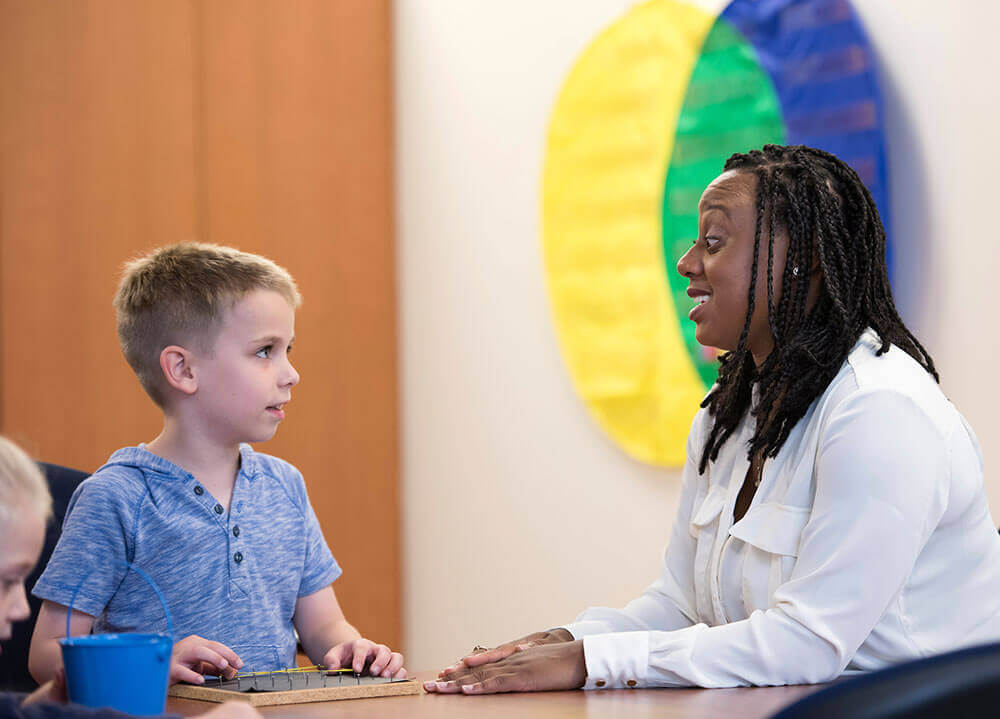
[28,244,405,686]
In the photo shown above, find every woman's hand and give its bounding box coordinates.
[437,628,574,678]
[424,639,586,694]
[323,638,406,679]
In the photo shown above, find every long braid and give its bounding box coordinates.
[698,144,937,473]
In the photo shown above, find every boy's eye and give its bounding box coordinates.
[256,346,272,359]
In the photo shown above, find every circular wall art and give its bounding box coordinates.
[542,0,891,466]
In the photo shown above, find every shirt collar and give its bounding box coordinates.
[238,444,263,481]
[100,444,263,483]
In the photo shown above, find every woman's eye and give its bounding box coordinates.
[705,236,722,251]
[256,346,272,359]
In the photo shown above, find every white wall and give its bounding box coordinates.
[396,0,1000,670]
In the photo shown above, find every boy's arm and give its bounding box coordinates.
[28,600,94,684]
[293,585,406,678]
[31,599,242,687]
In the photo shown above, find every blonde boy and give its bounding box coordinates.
[29,244,404,685]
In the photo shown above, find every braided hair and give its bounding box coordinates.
[697,144,937,474]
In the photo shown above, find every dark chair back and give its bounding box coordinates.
[770,642,1000,719]
[0,463,88,691]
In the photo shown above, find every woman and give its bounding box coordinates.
[0,435,259,718]
[426,145,1000,693]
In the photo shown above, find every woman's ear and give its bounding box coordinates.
[159,345,198,395]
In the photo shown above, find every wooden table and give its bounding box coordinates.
[166,671,827,718]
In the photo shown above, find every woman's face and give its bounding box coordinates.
[676,170,790,367]
[0,508,45,650]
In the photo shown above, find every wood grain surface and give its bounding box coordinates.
[166,671,826,718]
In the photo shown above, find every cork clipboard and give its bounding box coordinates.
[168,667,421,706]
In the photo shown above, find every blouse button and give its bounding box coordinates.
[595,680,606,688]
[214,504,224,514]
[234,552,243,563]
[233,525,240,538]
[626,679,637,688]
[193,486,204,496]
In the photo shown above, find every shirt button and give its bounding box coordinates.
[234,552,243,563]
[214,504,224,514]
[232,525,240,537]
[594,680,606,688]
[626,679,637,688]
[193,486,204,496]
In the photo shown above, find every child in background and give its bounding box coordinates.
[1,435,259,717]
[28,244,405,686]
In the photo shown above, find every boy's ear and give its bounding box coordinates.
[159,345,198,395]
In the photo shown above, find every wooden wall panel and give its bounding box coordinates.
[0,0,399,651]
[0,0,198,464]
[198,0,400,649]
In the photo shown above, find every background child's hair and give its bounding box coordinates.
[0,435,51,523]
[114,242,301,407]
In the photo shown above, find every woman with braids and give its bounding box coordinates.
[426,144,1000,694]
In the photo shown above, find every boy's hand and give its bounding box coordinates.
[171,634,243,685]
[323,638,406,679]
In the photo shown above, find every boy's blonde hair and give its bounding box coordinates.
[114,243,301,406]
[0,436,51,523]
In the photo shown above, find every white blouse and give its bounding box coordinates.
[564,330,1000,689]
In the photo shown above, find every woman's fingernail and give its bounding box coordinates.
[423,681,435,691]
[371,665,381,675]
[462,684,480,694]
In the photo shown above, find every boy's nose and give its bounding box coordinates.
[283,359,300,388]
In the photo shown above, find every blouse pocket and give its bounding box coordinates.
[688,486,727,620]
[689,486,727,537]
[729,502,810,613]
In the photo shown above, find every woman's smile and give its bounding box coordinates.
[687,288,711,320]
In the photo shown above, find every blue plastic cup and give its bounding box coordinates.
[59,563,173,716]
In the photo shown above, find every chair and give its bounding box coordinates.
[0,463,89,691]
[770,642,1000,719]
